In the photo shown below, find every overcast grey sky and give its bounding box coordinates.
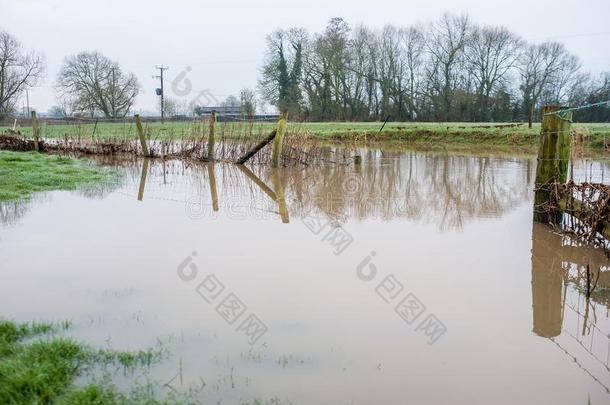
[2,0,609,113]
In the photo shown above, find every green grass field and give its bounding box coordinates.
[2,121,609,150]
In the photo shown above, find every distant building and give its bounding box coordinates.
[198,106,242,115]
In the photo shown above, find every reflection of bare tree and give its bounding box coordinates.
[94,150,535,230]
[0,150,536,228]
[270,150,534,230]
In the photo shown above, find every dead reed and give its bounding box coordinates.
[0,121,354,166]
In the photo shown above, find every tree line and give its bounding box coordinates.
[258,14,610,124]
[1,17,609,123]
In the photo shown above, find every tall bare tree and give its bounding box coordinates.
[518,42,578,127]
[467,26,523,121]
[56,51,139,118]
[425,13,471,121]
[0,30,45,116]
[400,26,426,120]
[240,88,257,116]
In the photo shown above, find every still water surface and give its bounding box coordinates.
[1,149,609,404]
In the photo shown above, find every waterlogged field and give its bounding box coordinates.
[2,120,610,149]
[0,151,116,201]
[1,147,610,403]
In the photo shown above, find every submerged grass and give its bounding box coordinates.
[0,151,115,201]
[0,319,180,404]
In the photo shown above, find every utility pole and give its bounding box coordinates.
[154,65,169,123]
[240,90,245,116]
[26,88,30,117]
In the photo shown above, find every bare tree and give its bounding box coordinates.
[400,26,426,120]
[0,30,45,116]
[160,97,177,117]
[467,26,523,121]
[240,88,257,116]
[518,42,579,127]
[56,51,139,119]
[425,13,471,121]
[378,25,403,119]
[345,25,375,119]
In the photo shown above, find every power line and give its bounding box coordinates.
[544,100,610,116]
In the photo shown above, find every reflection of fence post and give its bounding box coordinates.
[236,165,277,200]
[135,114,150,157]
[530,223,564,338]
[534,105,571,223]
[270,112,287,168]
[137,158,149,201]
[207,111,216,161]
[31,111,40,152]
[207,163,219,211]
[271,169,289,223]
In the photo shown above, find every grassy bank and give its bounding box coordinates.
[0,319,174,404]
[0,151,115,201]
[2,121,609,150]
[304,122,610,151]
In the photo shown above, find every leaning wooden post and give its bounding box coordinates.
[270,112,287,168]
[533,105,571,223]
[236,130,276,164]
[134,114,150,157]
[31,111,40,152]
[207,111,216,161]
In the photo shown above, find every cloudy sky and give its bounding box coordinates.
[2,0,609,113]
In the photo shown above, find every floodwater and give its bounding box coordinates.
[1,148,610,404]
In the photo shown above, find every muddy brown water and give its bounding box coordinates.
[1,148,610,404]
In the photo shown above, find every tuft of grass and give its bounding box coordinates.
[0,151,116,201]
[56,384,121,405]
[0,319,176,405]
[0,320,85,404]
[92,347,165,369]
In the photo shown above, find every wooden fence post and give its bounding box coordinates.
[207,111,216,161]
[134,114,150,157]
[533,105,572,223]
[270,112,287,168]
[31,111,40,152]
